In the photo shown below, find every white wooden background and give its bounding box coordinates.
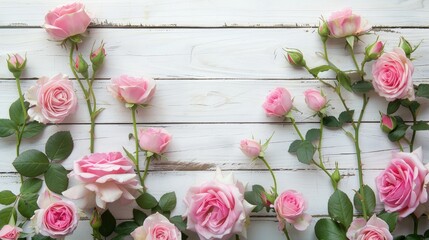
[1,0,429,239]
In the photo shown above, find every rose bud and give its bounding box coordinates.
[138,127,172,155]
[285,49,306,67]
[318,21,329,42]
[304,89,327,112]
[240,139,262,159]
[75,54,89,78]
[90,208,102,230]
[399,36,414,58]
[90,43,106,72]
[7,54,27,78]
[331,162,341,187]
[380,113,397,133]
[365,39,384,61]
[262,87,293,117]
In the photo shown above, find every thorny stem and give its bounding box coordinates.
[409,107,417,152]
[14,76,26,184]
[349,45,362,78]
[290,118,304,141]
[260,157,278,197]
[131,107,144,186]
[69,42,95,153]
[142,156,152,193]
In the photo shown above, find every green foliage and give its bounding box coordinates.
[13,150,50,177]
[0,119,17,137]
[328,190,353,229]
[18,193,39,218]
[353,185,376,216]
[136,192,158,209]
[315,218,347,240]
[99,210,116,237]
[44,164,69,194]
[0,190,16,205]
[45,131,74,161]
[159,192,177,212]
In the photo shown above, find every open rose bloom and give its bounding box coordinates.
[44,2,91,41]
[376,147,429,218]
[372,48,415,101]
[32,190,79,239]
[0,225,22,240]
[262,87,293,117]
[109,75,156,105]
[63,152,142,209]
[138,127,172,154]
[326,8,371,38]
[25,74,78,124]
[347,215,393,240]
[274,190,312,231]
[131,212,181,240]
[184,169,254,240]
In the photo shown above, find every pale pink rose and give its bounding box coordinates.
[7,54,25,68]
[346,215,393,240]
[108,75,156,105]
[44,2,91,41]
[262,87,293,117]
[183,169,255,240]
[131,212,181,240]
[31,190,79,239]
[0,225,22,240]
[380,114,397,133]
[25,74,78,124]
[138,128,172,154]
[327,8,371,38]
[372,48,415,101]
[274,190,312,231]
[62,152,142,209]
[240,139,262,159]
[304,89,327,112]
[376,147,429,218]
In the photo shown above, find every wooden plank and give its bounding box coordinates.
[0,28,428,79]
[1,79,429,124]
[1,0,428,27]
[0,123,426,172]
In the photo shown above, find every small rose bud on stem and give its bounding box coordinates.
[380,113,397,133]
[7,54,27,78]
[90,43,106,72]
[399,36,420,59]
[284,48,306,67]
[75,54,89,79]
[318,20,329,42]
[364,38,384,61]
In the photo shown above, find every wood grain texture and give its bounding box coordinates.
[0,28,428,79]
[1,0,429,27]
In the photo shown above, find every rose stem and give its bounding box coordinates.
[409,106,417,152]
[283,228,291,240]
[69,42,95,153]
[141,156,151,193]
[412,214,419,234]
[131,106,144,186]
[235,234,240,240]
[14,76,26,183]
[259,156,278,197]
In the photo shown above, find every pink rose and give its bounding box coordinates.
[0,225,22,240]
[372,48,415,101]
[346,215,392,240]
[44,2,91,41]
[304,89,327,112]
[327,8,371,38]
[184,169,255,240]
[25,74,78,124]
[32,190,79,238]
[7,54,25,69]
[109,75,156,105]
[380,114,397,133]
[240,139,262,159]
[138,128,172,154]
[365,40,384,61]
[262,87,293,117]
[63,152,141,209]
[131,212,181,240]
[376,147,429,218]
[274,190,312,231]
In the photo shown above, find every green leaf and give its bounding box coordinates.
[13,149,50,177]
[45,131,74,161]
[20,178,43,194]
[388,124,409,142]
[136,192,158,209]
[0,119,17,137]
[338,110,354,124]
[404,234,423,240]
[336,72,352,92]
[296,140,315,165]
[99,210,116,237]
[401,100,420,115]
[309,65,333,77]
[9,98,28,125]
[315,218,347,240]
[244,191,264,212]
[416,84,429,98]
[133,209,147,225]
[115,221,138,235]
[323,116,341,128]
[159,192,177,212]
[0,207,17,228]
[44,164,69,194]
[32,234,55,240]
[18,193,39,218]
[123,147,136,164]
[378,211,398,232]
[0,190,17,205]
[288,140,302,153]
[305,128,320,142]
[412,121,429,131]
[111,235,126,240]
[328,190,353,229]
[387,100,401,114]
[352,81,373,94]
[353,185,376,216]
[170,215,187,232]
[22,121,45,138]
